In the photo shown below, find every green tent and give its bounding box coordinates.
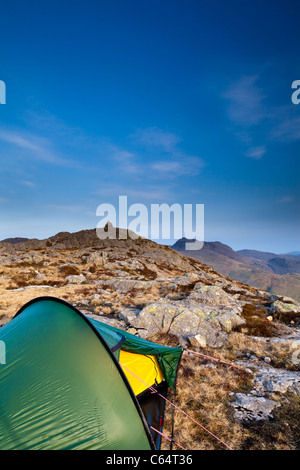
[0,296,182,450]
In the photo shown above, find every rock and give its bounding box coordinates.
[58,264,80,276]
[8,285,53,291]
[85,314,124,329]
[73,299,90,307]
[84,251,108,266]
[97,279,158,294]
[19,252,44,265]
[255,290,279,301]
[102,261,122,270]
[280,296,300,305]
[253,366,300,396]
[270,300,300,315]
[126,328,138,335]
[172,272,201,284]
[217,310,244,332]
[188,334,207,349]
[66,274,86,284]
[118,308,141,325]
[179,336,190,348]
[230,393,280,422]
[122,296,245,347]
[34,270,46,280]
[115,280,155,293]
[200,363,217,369]
[189,285,240,306]
[92,290,110,299]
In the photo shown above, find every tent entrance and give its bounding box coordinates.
[138,382,168,450]
[119,350,168,449]
[120,350,164,396]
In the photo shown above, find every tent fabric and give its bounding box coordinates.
[0,297,153,450]
[119,350,165,396]
[88,315,182,450]
[0,296,183,450]
[87,318,126,359]
[89,319,182,390]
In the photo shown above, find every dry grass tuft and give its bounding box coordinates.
[274,310,300,326]
[234,303,276,337]
[160,352,254,450]
[227,332,299,371]
[58,265,81,276]
[240,394,300,450]
[153,332,300,450]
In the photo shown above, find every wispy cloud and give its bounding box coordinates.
[245,146,266,159]
[20,180,36,188]
[222,75,267,127]
[271,112,300,143]
[108,147,141,174]
[46,204,87,212]
[95,183,175,202]
[13,110,205,180]
[129,127,204,177]
[0,128,73,166]
[277,196,295,204]
[131,127,181,152]
[151,155,204,176]
[222,73,300,160]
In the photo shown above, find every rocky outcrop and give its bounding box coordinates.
[65,274,86,284]
[230,394,280,422]
[117,284,246,346]
[270,300,300,315]
[230,363,300,422]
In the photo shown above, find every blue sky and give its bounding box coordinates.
[0,0,299,252]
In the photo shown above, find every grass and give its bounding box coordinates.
[234,303,276,337]
[240,394,300,450]
[161,352,254,450]
[227,331,299,371]
[149,331,300,450]
[58,265,81,276]
[274,309,300,326]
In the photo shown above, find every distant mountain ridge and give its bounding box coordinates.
[0,237,29,244]
[2,231,300,300]
[172,239,300,301]
[238,248,300,262]
[237,248,300,274]
[0,227,153,251]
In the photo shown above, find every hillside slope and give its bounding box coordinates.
[0,227,299,450]
[172,239,300,301]
[238,249,300,274]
